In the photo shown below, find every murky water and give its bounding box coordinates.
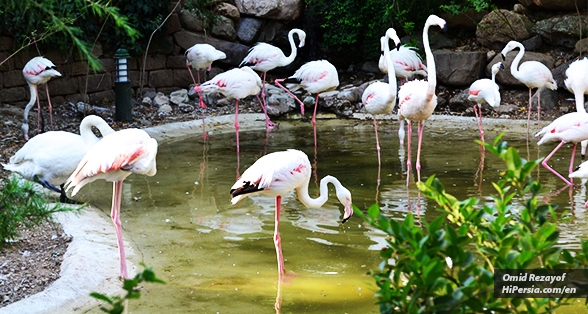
[79,118,588,314]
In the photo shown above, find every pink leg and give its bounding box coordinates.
[256,93,275,130]
[235,99,240,154]
[275,79,305,116]
[537,88,541,127]
[406,121,413,187]
[527,87,532,138]
[569,143,577,184]
[416,121,425,182]
[541,141,573,185]
[186,64,197,86]
[474,104,484,142]
[196,72,208,139]
[35,85,41,134]
[45,85,53,130]
[274,196,285,276]
[373,117,381,167]
[313,94,319,151]
[111,181,128,278]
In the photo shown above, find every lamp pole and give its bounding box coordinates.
[114,48,132,121]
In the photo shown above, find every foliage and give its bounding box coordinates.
[355,135,588,313]
[182,0,221,32]
[0,176,80,248]
[91,264,165,314]
[440,0,495,15]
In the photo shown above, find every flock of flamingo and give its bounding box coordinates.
[5,13,588,309]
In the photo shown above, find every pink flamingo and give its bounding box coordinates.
[3,115,114,203]
[194,67,262,154]
[65,128,158,279]
[362,28,401,167]
[397,15,446,185]
[185,43,226,138]
[230,149,352,283]
[22,56,62,140]
[468,62,504,142]
[570,160,588,207]
[564,57,588,158]
[536,111,588,186]
[378,39,427,85]
[240,28,306,130]
[500,40,557,133]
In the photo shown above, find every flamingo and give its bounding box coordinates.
[467,62,504,142]
[240,28,306,130]
[230,149,353,281]
[536,111,588,186]
[193,67,262,154]
[3,115,114,203]
[378,39,427,84]
[362,28,401,167]
[564,57,588,158]
[570,161,588,207]
[65,128,158,279]
[500,40,557,133]
[22,56,62,141]
[397,15,446,185]
[185,44,226,138]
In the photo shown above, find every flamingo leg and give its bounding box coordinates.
[474,104,484,142]
[257,90,275,130]
[275,273,283,312]
[186,64,197,86]
[527,87,532,138]
[192,71,208,139]
[111,181,128,279]
[274,195,285,276]
[570,143,577,184]
[416,121,425,182]
[45,85,53,130]
[275,79,305,116]
[537,88,541,127]
[541,141,573,186]
[235,99,240,154]
[35,85,42,134]
[406,121,413,187]
[582,140,587,160]
[373,117,381,167]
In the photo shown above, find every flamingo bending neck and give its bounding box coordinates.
[295,175,353,223]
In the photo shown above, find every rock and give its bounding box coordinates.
[575,38,588,55]
[522,35,542,51]
[513,3,526,13]
[211,16,237,41]
[337,87,359,102]
[266,94,294,115]
[178,10,209,32]
[170,89,189,105]
[495,104,517,114]
[234,0,304,20]
[531,87,558,111]
[518,0,587,10]
[448,89,471,112]
[441,8,487,33]
[154,92,170,107]
[142,97,153,106]
[434,50,487,86]
[256,20,284,43]
[360,61,380,74]
[476,10,532,50]
[236,17,264,44]
[533,15,588,48]
[178,104,195,113]
[489,52,555,87]
[214,3,240,21]
[158,104,172,114]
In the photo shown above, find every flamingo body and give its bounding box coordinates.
[239,29,306,72]
[564,57,588,156]
[379,43,427,81]
[185,44,226,72]
[283,60,339,94]
[468,62,504,141]
[197,67,261,100]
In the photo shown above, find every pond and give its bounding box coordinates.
[78,116,588,313]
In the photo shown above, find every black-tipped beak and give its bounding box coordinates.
[501,54,506,61]
[499,63,505,69]
[442,24,448,32]
[395,43,401,51]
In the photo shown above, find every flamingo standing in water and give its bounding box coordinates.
[500,40,557,133]
[362,28,401,167]
[570,161,588,207]
[565,57,588,158]
[3,115,114,203]
[397,15,446,185]
[194,67,262,154]
[240,28,306,130]
[230,149,352,286]
[185,44,226,138]
[467,62,504,142]
[65,128,158,279]
[22,56,62,141]
[536,111,588,186]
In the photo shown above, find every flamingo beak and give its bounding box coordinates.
[395,43,401,51]
[501,53,506,61]
[341,201,353,223]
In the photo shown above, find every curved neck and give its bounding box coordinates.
[422,22,436,100]
[384,36,397,96]
[296,175,343,208]
[491,68,497,83]
[283,30,300,66]
[509,42,525,79]
[23,83,37,122]
[79,116,115,145]
[576,92,587,113]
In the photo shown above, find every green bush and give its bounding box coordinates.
[355,136,588,313]
[0,176,80,248]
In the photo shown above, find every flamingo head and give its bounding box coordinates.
[500,41,520,60]
[492,62,504,75]
[297,31,307,48]
[337,186,353,223]
[426,15,447,32]
[21,123,29,141]
[384,28,402,51]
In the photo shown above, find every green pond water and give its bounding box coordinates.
[78,118,588,314]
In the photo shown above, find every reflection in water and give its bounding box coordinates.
[75,119,588,314]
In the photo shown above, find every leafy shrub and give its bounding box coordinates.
[355,136,588,313]
[0,176,80,248]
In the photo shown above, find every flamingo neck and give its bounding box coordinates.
[384,36,397,97]
[283,29,300,66]
[422,22,436,100]
[576,91,587,113]
[296,175,343,208]
[23,83,37,123]
[509,42,525,80]
[79,116,115,145]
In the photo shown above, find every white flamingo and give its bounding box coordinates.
[536,112,588,186]
[194,67,262,154]
[467,62,504,142]
[240,28,306,130]
[570,160,588,207]
[564,57,588,158]
[22,56,62,140]
[185,43,226,138]
[500,40,557,132]
[362,28,402,167]
[3,115,114,202]
[397,15,446,185]
[230,149,352,282]
[65,128,158,279]
[379,39,427,84]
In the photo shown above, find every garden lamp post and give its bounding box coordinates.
[114,48,132,121]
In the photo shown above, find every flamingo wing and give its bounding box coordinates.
[240,43,282,69]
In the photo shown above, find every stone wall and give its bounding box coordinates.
[0,0,304,108]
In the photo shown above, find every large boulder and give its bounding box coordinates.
[211,15,237,41]
[179,10,209,32]
[234,0,304,20]
[488,52,555,87]
[476,10,532,50]
[434,51,487,87]
[533,15,588,48]
[236,17,264,44]
[518,0,587,10]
